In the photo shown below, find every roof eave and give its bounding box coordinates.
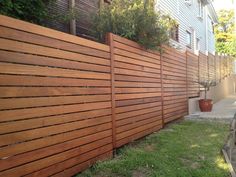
[206,1,219,24]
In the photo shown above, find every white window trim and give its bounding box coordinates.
[186,30,192,49]
[197,0,203,19]
[207,15,214,33]
[196,38,200,51]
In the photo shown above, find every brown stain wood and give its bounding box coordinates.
[0,15,230,177]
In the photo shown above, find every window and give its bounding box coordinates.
[197,0,203,18]
[186,31,192,48]
[196,38,200,51]
[208,16,214,32]
[170,25,179,42]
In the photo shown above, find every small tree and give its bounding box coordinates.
[198,80,216,100]
[93,0,176,50]
[215,9,236,57]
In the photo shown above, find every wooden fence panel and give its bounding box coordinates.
[186,51,199,98]
[162,46,188,123]
[0,15,113,177]
[215,54,221,83]
[227,56,234,76]
[199,52,208,81]
[0,15,234,177]
[221,55,227,79]
[107,34,163,148]
[208,53,216,82]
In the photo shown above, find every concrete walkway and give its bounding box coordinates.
[186,95,236,122]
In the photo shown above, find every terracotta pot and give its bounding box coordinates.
[199,99,213,112]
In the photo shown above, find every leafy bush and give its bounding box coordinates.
[93,0,176,49]
[0,0,54,25]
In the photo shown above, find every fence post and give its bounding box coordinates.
[207,52,210,81]
[69,0,76,35]
[215,53,218,83]
[214,54,216,83]
[160,49,164,127]
[106,33,116,152]
[198,52,200,95]
[185,51,189,114]
[219,54,222,81]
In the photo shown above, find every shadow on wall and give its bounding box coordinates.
[189,75,236,114]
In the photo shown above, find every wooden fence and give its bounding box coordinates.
[186,51,199,98]
[0,15,113,177]
[162,46,188,123]
[0,15,234,177]
[107,34,163,148]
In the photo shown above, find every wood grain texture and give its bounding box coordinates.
[109,33,163,148]
[162,46,188,123]
[0,15,113,177]
[186,51,199,98]
[0,15,231,177]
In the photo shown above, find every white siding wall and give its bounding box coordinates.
[156,0,215,54]
[206,13,216,54]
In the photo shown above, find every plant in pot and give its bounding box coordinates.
[198,80,216,112]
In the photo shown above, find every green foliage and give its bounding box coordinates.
[216,40,236,57]
[0,0,54,25]
[215,9,236,56]
[93,0,175,50]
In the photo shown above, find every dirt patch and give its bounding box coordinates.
[161,128,174,132]
[180,158,201,169]
[93,171,124,177]
[144,144,155,152]
[190,162,201,169]
[198,155,205,160]
[132,168,150,177]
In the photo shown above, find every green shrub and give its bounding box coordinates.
[93,0,176,50]
[0,0,54,25]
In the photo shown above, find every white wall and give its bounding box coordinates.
[156,0,216,54]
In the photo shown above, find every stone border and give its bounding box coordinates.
[222,149,236,177]
[222,113,236,177]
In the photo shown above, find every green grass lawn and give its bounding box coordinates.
[77,120,230,177]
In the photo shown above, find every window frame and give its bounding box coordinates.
[196,38,200,51]
[186,31,192,49]
[170,24,179,42]
[197,0,203,18]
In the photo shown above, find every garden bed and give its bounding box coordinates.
[77,120,230,177]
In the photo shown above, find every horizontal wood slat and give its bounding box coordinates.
[112,33,162,149]
[187,51,199,98]
[0,15,113,177]
[0,16,233,177]
[0,15,109,51]
[162,46,188,123]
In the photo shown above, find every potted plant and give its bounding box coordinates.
[198,80,216,112]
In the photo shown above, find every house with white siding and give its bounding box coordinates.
[156,0,218,54]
